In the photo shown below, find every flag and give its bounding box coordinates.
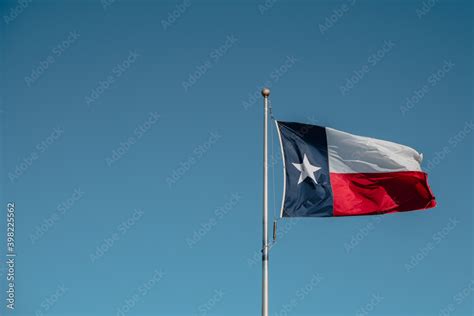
[276,121,436,217]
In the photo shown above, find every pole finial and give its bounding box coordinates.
[261,88,270,97]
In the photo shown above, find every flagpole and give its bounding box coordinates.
[262,87,270,316]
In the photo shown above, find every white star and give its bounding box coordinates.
[292,154,321,184]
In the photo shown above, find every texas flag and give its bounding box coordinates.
[276,121,436,217]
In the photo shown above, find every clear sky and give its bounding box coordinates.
[1,0,473,315]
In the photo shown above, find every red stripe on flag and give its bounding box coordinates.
[330,171,436,216]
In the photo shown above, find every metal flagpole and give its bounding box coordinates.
[262,87,270,316]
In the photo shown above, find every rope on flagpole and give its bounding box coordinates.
[268,98,278,244]
[260,93,279,254]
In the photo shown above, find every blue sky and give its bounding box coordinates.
[0,0,473,315]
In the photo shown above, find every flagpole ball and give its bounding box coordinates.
[261,88,270,97]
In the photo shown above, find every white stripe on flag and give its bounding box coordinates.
[326,127,423,174]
